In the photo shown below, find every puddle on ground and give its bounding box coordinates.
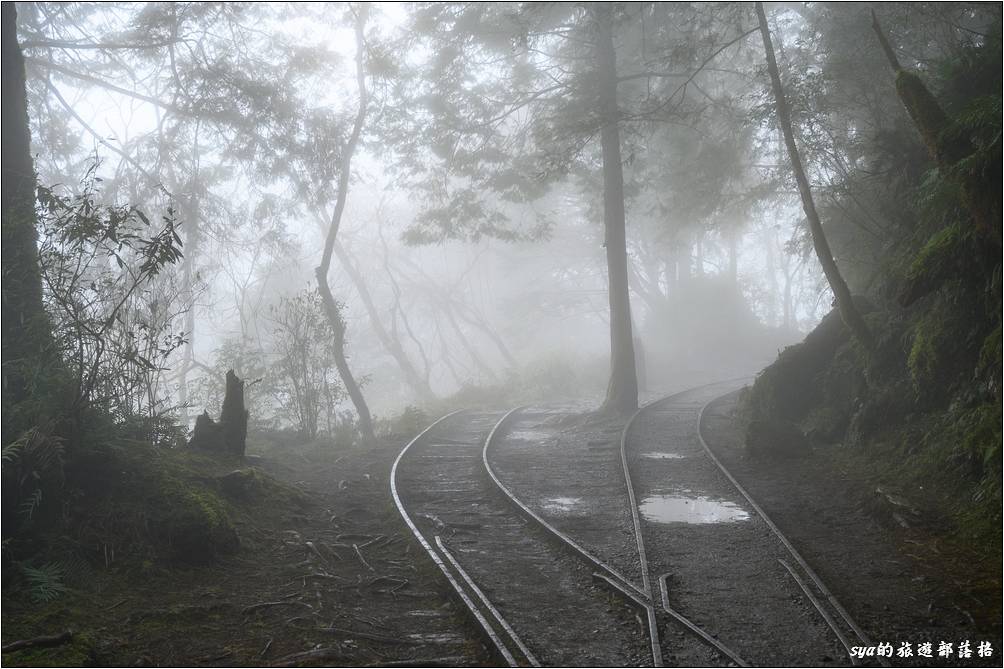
[506,428,553,443]
[639,493,749,524]
[541,496,584,514]
[640,452,686,460]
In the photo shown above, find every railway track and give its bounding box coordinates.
[392,382,878,667]
[392,410,649,667]
[620,383,878,666]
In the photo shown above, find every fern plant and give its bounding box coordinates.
[18,489,43,522]
[21,562,67,603]
[2,424,65,528]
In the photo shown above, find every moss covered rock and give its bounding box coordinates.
[745,296,873,424]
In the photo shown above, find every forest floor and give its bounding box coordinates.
[1,432,493,667]
[2,384,1000,667]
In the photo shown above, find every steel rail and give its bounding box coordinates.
[620,400,657,600]
[591,571,654,610]
[482,407,664,667]
[695,396,877,645]
[618,380,752,667]
[778,559,859,666]
[696,393,884,666]
[656,574,750,667]
[482,408,645,597]
[390,410,519,667]
[435,535,542,668]
[620,380,753,588]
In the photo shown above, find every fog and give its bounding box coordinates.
[5,3,1001,665]
[17,2,850,437]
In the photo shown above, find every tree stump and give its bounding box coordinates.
[188,370,248,457]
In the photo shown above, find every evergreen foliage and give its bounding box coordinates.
[745,12,1002,546]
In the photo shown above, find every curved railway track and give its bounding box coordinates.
[392,410,649,667]
[392,382,878,667]
[619,383,880,666]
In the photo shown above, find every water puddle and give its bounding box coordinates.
[640,452,686,460]
[541,496,584,514]
[639,493,749,524]
[507,428,553,443]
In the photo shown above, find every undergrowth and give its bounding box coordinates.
[742,25,1002,556]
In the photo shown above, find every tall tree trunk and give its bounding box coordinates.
[450,300,518,370]
[783,265,795,332]
[441,302,496,381]
[727,229,738,288]
[664,247,678,297]
[379,238,434,389]
[315,8,375,443]
[678,243,691,284]
[595,3,638,414]
[2,4,57,444]
[765,227,779,326]
[432,315,465,387]
[332,238,435,403]
[179,125,204,429]
[871,10,998,249]
[755,2,873,350]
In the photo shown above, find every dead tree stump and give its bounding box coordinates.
[188,370,248,457]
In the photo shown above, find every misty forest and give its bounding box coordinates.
[1,2,1001,667]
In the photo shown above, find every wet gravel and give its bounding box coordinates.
[629,383,849,666]
[701,390,1003,668]
[490,408,646,588]
[395,411,649,667]
[386,379,999,668]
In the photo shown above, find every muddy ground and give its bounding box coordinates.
[2,387,1000,667]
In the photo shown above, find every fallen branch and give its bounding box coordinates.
[2,631,74,654]
[339,613,391,630]
[352,544,376,572]
[337,533,374,542]
[303,572,353,584]
[306,540,340,564]
[367,575,407,588]
[320,626,421,645]
[242,601,313,615]
[283,616,314,627]
[378,590,438,599]
[359,534,387,549]
[361,657,469,667]
[272,646,346,666]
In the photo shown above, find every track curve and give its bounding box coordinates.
[395,381,878,666]
[393,409,650,667]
